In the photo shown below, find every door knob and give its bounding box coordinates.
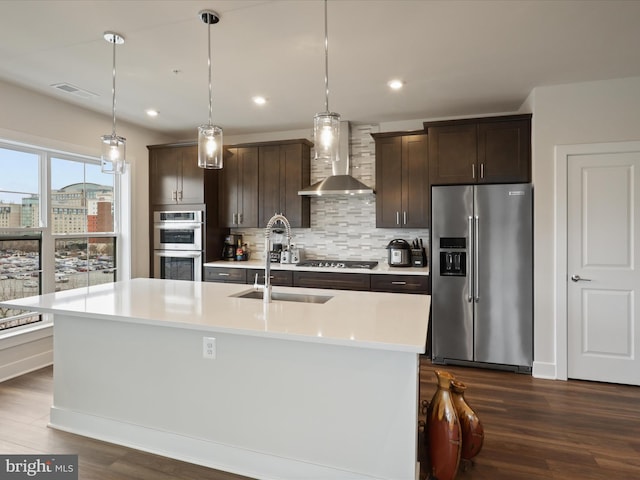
[571,274,592,282]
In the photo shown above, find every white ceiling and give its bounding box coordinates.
[1,0,639,140]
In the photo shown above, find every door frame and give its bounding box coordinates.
[554,140,640,381]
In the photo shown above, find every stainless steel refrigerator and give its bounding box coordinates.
[431,184,533,372]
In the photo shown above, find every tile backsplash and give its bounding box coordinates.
[231,123,429,263]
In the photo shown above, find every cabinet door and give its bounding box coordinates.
[259,143,310,228]
[178,145,204,204]
[203,266,246,283]
[219,147,258,227]
[370,274,429,294]
[237,147,259,227]
[402,134,429,228]
[150,148,180,205]
[258,145,281,226]
[478,119,531,183]
[293,271,371,291]
[280,143,310,228]
[428,124,477,185]
[375,136,403,227]
[247,269,293,287]
[219,148,240,227]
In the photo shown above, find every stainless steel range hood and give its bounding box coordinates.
[298,122,374,196]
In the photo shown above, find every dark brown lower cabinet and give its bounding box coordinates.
[204,266,429,294]
[203,266,246,284]
[247,269,293,287]
[370,274,429,294]
[293,271,371,291]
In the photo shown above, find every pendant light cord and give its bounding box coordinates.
[323,0,330,113]
[111,37,117,136]
[207,21,213,125]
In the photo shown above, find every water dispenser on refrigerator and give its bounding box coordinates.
[439,237,466,276]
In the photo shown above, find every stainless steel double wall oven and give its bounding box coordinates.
[153,210,203,281]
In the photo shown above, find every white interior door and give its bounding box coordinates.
[567,151,640,385]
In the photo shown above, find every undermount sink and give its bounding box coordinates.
[231,289,333,304]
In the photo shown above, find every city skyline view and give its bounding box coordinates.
[0,147,112,204]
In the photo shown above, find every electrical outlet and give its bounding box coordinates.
[202,337,216,359]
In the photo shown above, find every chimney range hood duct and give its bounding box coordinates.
[298,122,374,196]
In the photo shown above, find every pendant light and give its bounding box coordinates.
[313,0,340,163]
[100,32,126,175]
[197,10,223,169]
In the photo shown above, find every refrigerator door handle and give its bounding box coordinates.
[474,215,480,302]
[468,215,473,302]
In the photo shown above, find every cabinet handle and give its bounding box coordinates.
[472,164,476,179]
[391,281,407,285]
[480,163,485,179]
[218,272,230,276]
[403,211,407,225]
[172,191,177,201]
[239,213,243,224]
[396,212,400,225]
[232,213,238,225]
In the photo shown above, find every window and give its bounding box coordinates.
[51,157,115,234]
[0,148,40,228]
[0,142,121,332]
[0,235,41,331]
[54,237,115,291]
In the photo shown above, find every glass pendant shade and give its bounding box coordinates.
[313,111,340,162]
[100,134,126,174]
[197,124,223,169]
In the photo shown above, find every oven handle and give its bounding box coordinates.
[154,222,202,230]
[154,250,202,258]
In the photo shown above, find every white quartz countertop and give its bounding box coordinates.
[204,259,430,276]
[2,278,430,353]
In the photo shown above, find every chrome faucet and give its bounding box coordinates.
[256,213,292,303]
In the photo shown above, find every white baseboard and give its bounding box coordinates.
[49,407,382,480]
[532,361,558,380]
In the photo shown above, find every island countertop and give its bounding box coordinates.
[2,277,429,353]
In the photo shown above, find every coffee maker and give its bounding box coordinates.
[223,234,242,261]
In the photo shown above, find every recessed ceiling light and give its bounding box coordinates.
[146,109,159,117]
[388,79,404,90]
[252,96,267,105]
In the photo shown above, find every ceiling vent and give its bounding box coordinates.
[50,82,98,99]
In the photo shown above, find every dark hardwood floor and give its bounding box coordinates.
[1,360,639,479]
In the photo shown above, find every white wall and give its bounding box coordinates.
[528,76,640,377]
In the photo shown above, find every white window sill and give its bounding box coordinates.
[0,320,53,350]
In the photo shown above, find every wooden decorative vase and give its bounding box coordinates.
[450,380,484,460]
[426,370,461,480]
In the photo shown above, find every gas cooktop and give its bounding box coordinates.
[296,260,379,269]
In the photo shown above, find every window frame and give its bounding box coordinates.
[0,139,124,336]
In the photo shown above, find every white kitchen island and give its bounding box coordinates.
[1,278,430,480]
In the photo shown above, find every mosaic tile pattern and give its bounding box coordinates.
[232,123,429,263]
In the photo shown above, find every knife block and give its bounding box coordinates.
[411,248,427,267]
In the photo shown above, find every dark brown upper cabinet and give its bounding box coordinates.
[258,140,311,228]
[372,132,429,228]
[149,144,205,206]
[219,146,259,228]
[426,114,531,185]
